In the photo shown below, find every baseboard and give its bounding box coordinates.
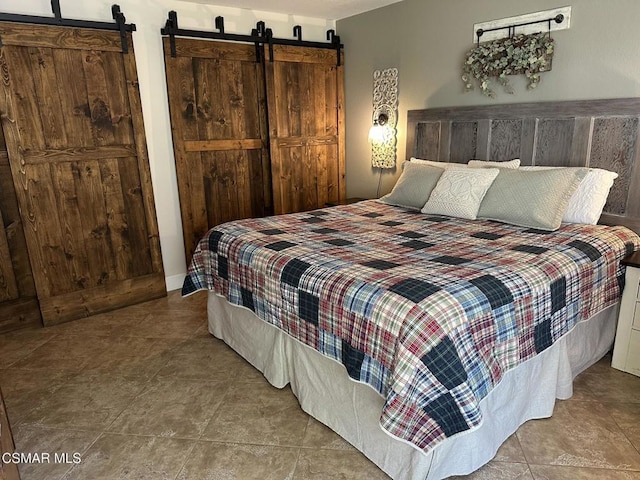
[165,273,186,292]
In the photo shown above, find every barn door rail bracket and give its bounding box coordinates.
[0,1,136,52]
[160,11,343,66]
[112,5,131,53]
[250,21,269,63]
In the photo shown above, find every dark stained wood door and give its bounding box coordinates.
[0,126,41,333]
[0,22,165,325]
[265,45,345,214]
[163,38,270,262]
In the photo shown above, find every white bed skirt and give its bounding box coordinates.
[207,292,618,480]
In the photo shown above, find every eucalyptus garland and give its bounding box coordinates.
[462,32,554,98]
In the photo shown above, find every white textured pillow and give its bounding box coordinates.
[520,166,618,224]
[421,168,499,220]
[478,168,588,231]
[468,158,521,169]
[410,157,468,169]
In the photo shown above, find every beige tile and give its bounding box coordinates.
[193,323,211,337]
[517,401,640,470]
[202,381,309,446]
[83,336,183,379]
[45,310,147,338]
[529,464,640,479]
[605,402,640,451]
[7,291,640,480]
[156,336,265,383]
[62,433,194,480]
[116,309,205,339]
[570,375,598,402]
[302,417,355,451]
[0,329,57,368]
[177,441,298,480]
[577,365,640,404]
[0,368,73,399]
[1,366,84,430]
[452,461,534,479]
[0,368,73,425]
[107,377,229,438]
[10,335,112,372]
[168,289,208,308]
[44,291,205,339]
[494,434,527,463]
[294,449,389,479]
[127,290,207,314]
[13,425,100,480]
[17,372,147,431]
[583,353,615,375]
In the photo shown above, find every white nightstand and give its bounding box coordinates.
[612,252,640,376]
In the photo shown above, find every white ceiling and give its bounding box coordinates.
[181,0,403,20]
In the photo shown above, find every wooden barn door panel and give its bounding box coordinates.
[163,38,269,261]
[265,45,345,214]
[0,23,165,325]
[0,127,41,332]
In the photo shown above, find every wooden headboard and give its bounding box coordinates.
[406,98,640,235]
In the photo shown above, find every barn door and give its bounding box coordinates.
[0,126,41,332]
[265,45,345,214]
[0,22,165,325]
[163,38,270,262]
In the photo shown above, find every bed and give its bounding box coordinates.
[182,98,640,479]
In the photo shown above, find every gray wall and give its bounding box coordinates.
[337,0,640,198]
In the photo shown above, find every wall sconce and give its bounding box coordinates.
[368,113,389,143]
[370,68,398,169]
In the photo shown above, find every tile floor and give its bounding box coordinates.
[1,291,640,479]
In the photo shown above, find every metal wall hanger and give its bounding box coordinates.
[161,11,343,66]
[0,1,136,53]
[475,13,564,43]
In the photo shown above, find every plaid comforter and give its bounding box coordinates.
[183,200,640,453]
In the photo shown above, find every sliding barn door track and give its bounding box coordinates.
[161,11,343,66]
[0,0,135,53]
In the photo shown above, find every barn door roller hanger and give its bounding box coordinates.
[0,0,135,53]
[161,10,343,66]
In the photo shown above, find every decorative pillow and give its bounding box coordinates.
[421,168,499,220]
[478,168,588,231]
[468,158,521,169]
[379,162,445,209]
[410,157,468,169]
[520,166,618,225]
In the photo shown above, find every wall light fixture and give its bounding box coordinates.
[369,68,398,170]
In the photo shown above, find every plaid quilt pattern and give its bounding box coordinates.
[183,200,640,453]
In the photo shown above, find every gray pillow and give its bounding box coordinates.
[380,162,445,209]
[477,168,588,231]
